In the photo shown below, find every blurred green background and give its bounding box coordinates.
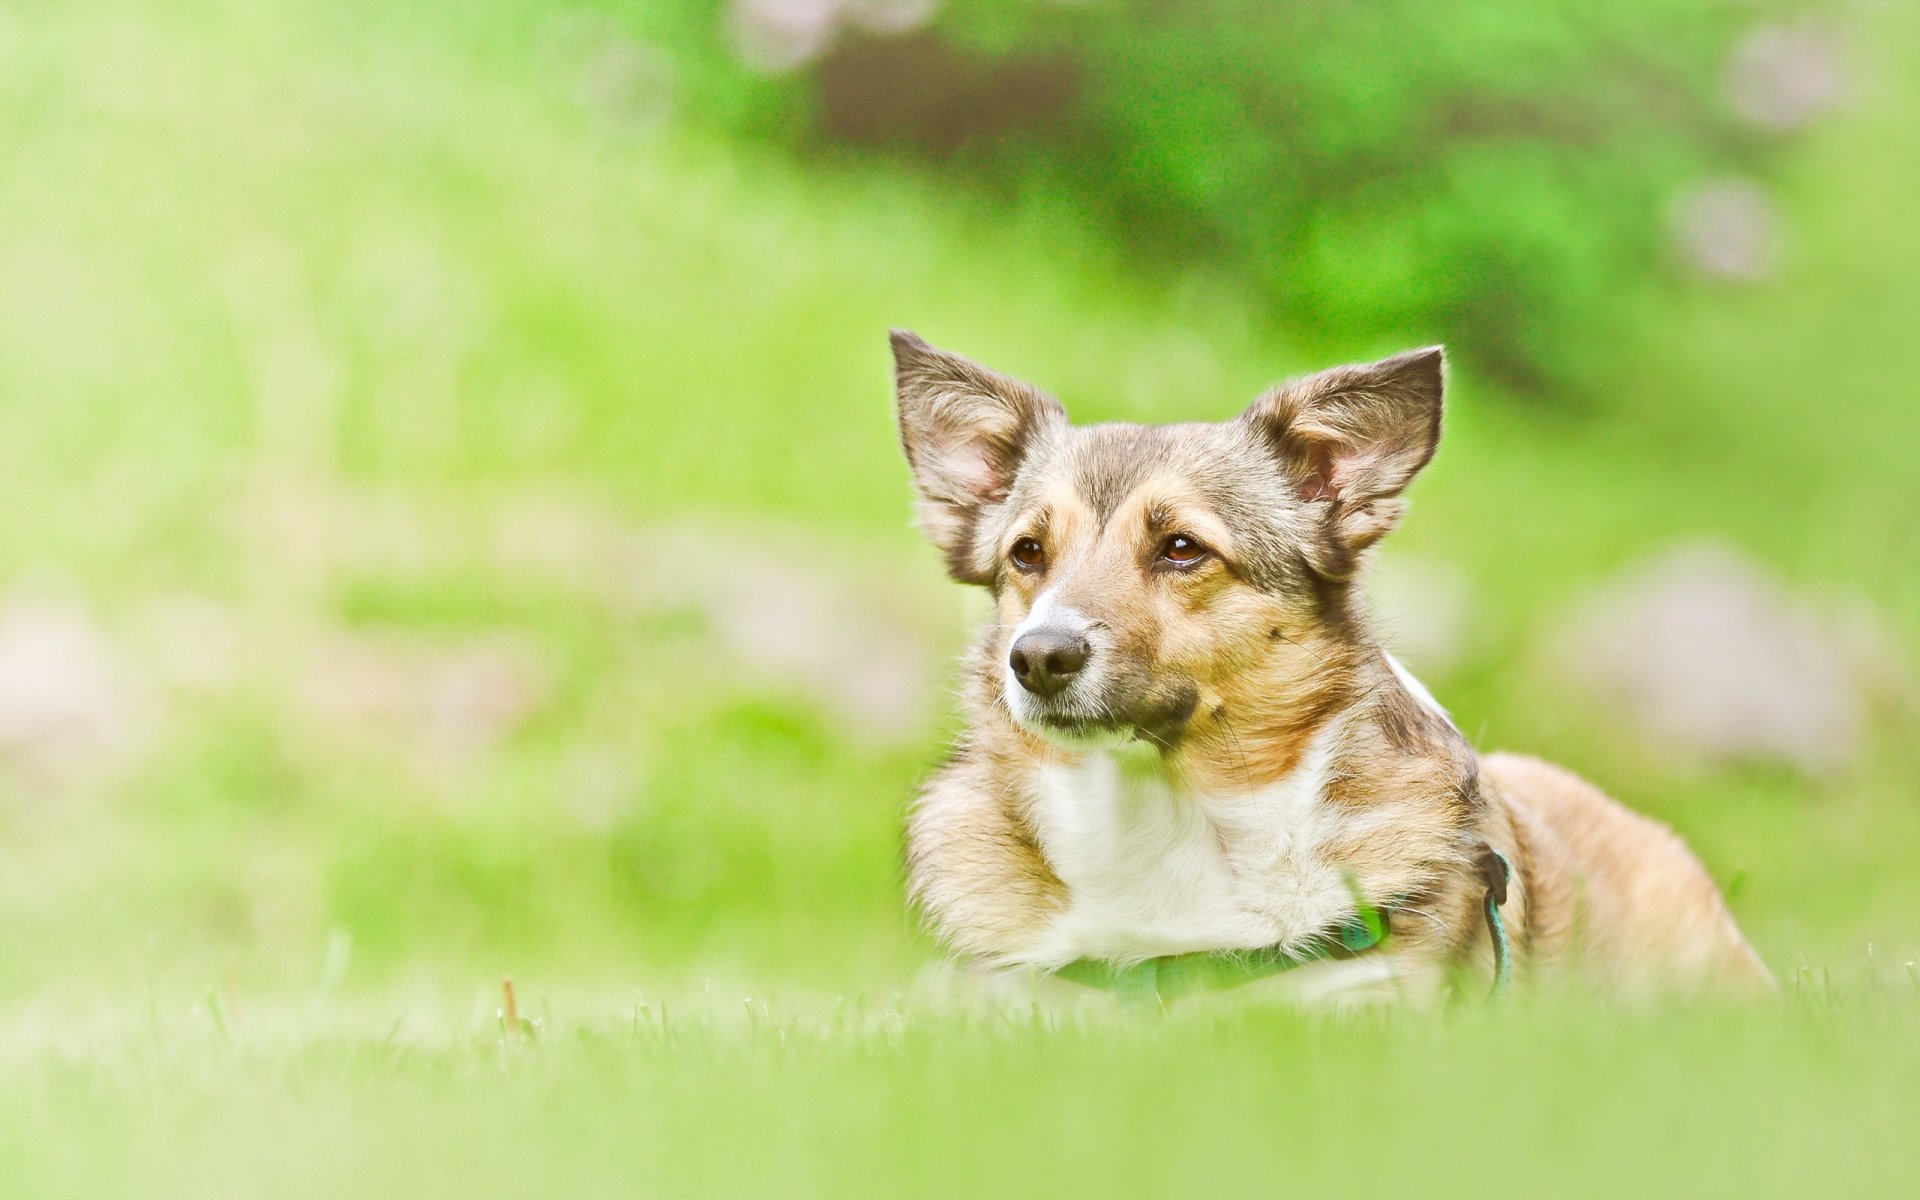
[1,0,1917,1193]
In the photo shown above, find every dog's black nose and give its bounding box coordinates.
[1009,630,1090,697]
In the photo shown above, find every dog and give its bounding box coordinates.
[890,330,1771,1004]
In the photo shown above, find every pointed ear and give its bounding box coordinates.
[890,330,1066,584]
[1241,346,1445,579]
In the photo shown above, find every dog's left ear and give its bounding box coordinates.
[1241,346,1444,578]
[890,330,1066,584]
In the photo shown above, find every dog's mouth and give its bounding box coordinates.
[1028,712,1153,749]
[1012,689,1199,751]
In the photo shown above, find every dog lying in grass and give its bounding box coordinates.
[890,331,1771,1004]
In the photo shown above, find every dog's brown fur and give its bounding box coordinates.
[892,331,1770,1002]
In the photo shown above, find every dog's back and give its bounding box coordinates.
[1485,753,1773,996]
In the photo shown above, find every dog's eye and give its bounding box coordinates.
[1010,538,1046,571]
[1159,535,1208,567]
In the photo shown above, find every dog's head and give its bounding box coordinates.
[891,331,1443,747]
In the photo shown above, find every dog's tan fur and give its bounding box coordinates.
[892,331,1770,1002]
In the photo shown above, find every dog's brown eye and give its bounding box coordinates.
[1010,538,1046,571]
[1160,535,1207,566]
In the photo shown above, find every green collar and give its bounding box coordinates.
[1052,898,1391,1005]
[1052,850,1514,1005]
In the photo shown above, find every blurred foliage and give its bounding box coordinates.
[0,0,1913,1004]
[647,0,1778,392]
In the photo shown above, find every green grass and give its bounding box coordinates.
[5,986,1919,1198]
[0,0,1917,1192]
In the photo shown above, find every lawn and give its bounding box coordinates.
[5,987,1919,1198]
[1,0,1916,1194]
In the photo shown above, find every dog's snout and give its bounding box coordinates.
[1009,629,1090,697]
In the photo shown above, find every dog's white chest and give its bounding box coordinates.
[1018,727,1358,968]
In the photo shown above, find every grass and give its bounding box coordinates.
[0,0,1917,1192]
[4,984,1919,1198]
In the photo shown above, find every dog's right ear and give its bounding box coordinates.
[1240,346,1445,581]
[890,330,1065,584]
